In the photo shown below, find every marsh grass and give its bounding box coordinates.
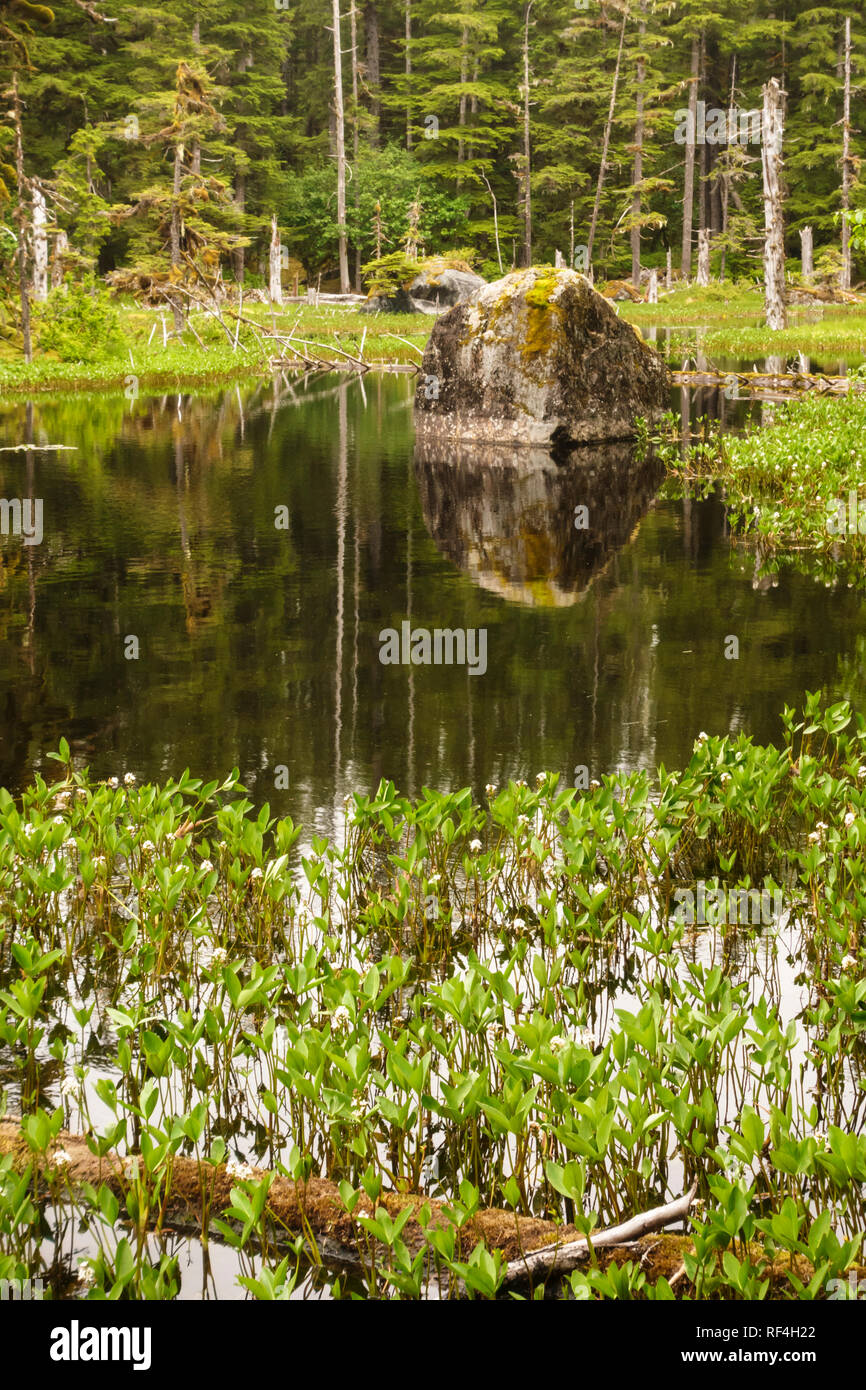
[0,303,431,397]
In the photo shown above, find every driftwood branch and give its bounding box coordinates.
[502,1182,698,1286]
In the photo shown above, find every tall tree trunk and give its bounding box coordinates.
[630,0,646,288]
[800,225,813,279]
[364,3,380,146]
[232,47,253,285]
[681,35,700,278]
[761,77,787,331]
[458,26,469,165]
[841,15,852,290]
[697,227,710,285]
[332,0,350,293]
[350,2,361,291]
[405,0,412,150]
[170,140,185,334]
[233,171,245,284]
[587,5,627,268]
[719,55,736,280]
[269,214,283,305]
[31,183,48,303]
[51,228,68,289]
[521,3,533,266]
[190,15,201,175]
[11,75,31,363]
[469,57,479,164]
[698,35,707,239]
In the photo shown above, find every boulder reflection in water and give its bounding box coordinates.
[414,440,665,607]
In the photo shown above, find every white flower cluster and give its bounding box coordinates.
[226,1156,258,1181]
[550,1026,597,1055]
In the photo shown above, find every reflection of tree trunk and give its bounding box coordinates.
[25,400,35,676]
[175,424,190,561]
[335,382,348,784]
[406,445,414,800]
[352,476,360,751]
[680,379,693,560]
[332,0,350,293]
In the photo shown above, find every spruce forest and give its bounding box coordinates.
[0,0,863,318]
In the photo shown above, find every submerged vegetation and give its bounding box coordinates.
[1,697,865,1299]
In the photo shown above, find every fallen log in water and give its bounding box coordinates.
[501,1182,698,1287]
[0,1120,691,1282]
[671,369,863,397]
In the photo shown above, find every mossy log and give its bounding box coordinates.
[0,1120,687,1281]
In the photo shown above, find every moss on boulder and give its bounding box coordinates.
[415,266,671,447]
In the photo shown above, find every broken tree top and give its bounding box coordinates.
[414,266,671,449]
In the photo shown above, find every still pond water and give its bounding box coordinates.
[1,372,864,830]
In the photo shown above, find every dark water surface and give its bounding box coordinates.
[1,374,864,833]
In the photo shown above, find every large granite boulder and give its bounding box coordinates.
[408,262,486,311]
[360,260,486,315]
[414,266,671,447]
[359,286,419,315]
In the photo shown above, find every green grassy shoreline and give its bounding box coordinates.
[2,286,865,398]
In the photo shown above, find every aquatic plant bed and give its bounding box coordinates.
[1,697,865,1300]
[658,388,866,590]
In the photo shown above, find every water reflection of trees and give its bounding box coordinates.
[1,379,866,840]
